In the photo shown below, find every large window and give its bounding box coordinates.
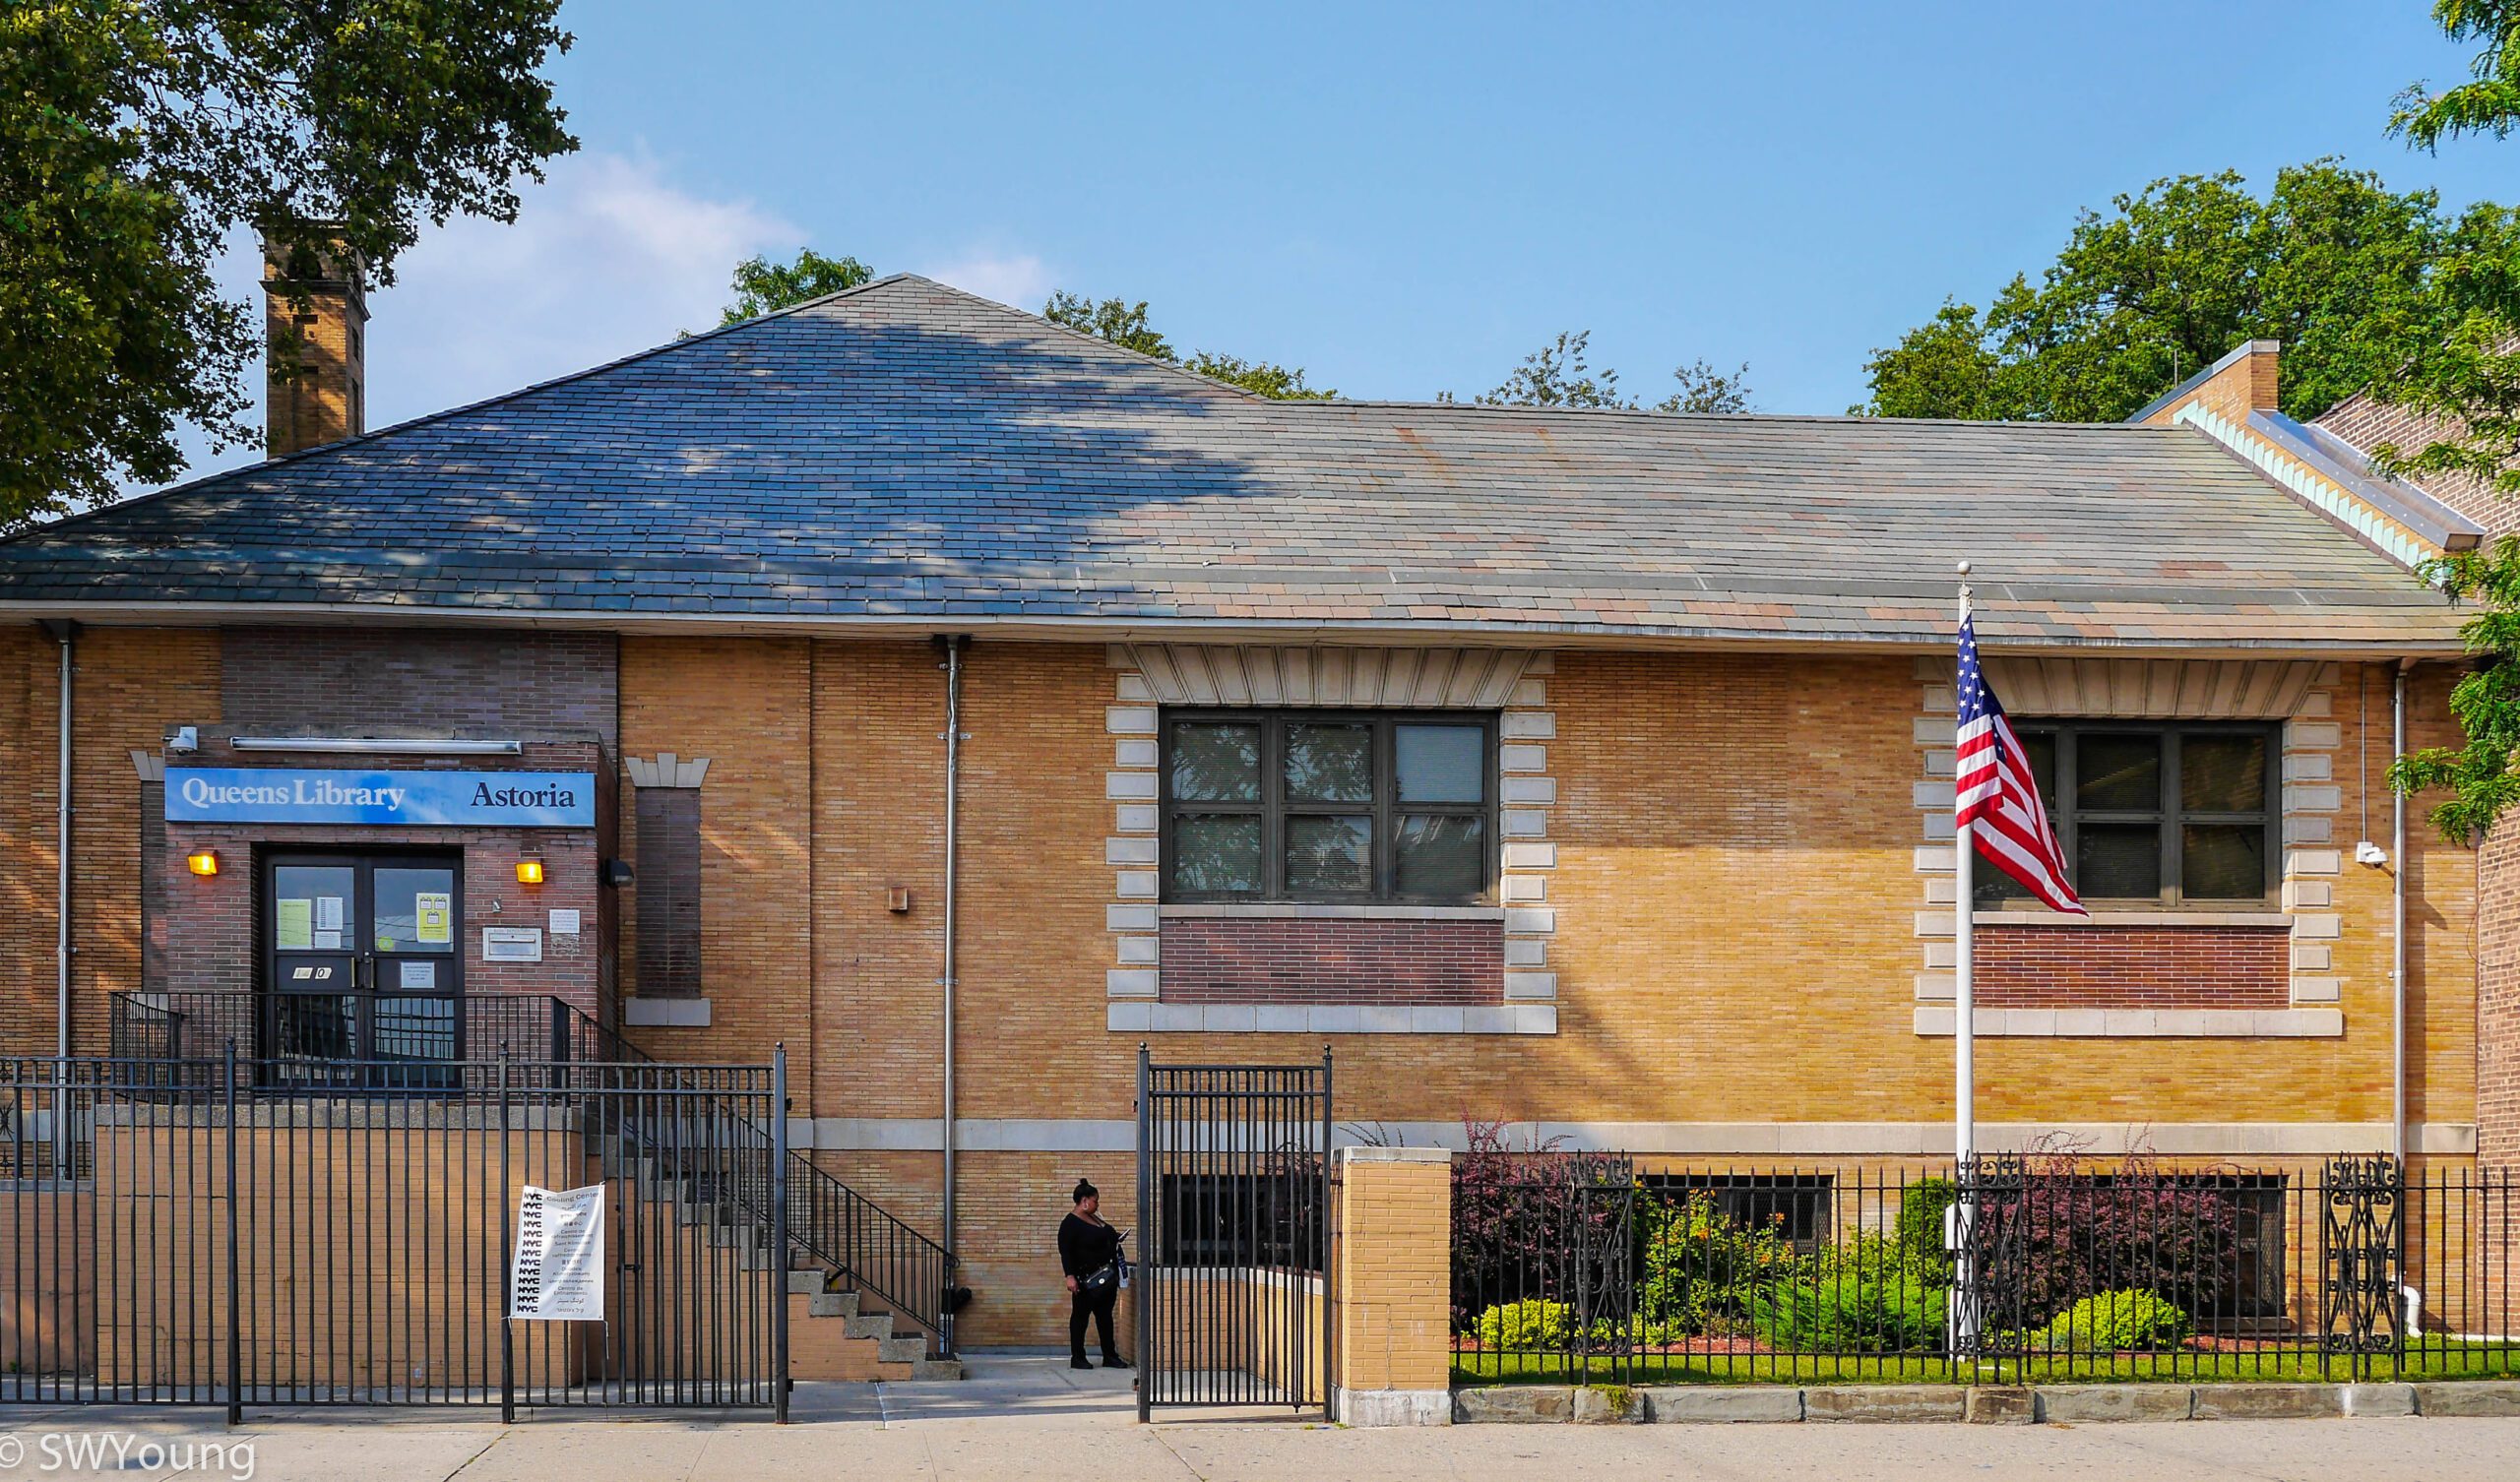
[1162,711,1497,904]
[1978,721,2279,908]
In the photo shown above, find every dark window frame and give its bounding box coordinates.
[1160,710,1499,905]
[1641,1172,1837,1251]
[1981,720,2281,909]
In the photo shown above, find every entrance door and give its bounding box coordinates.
[264,852,463,1071]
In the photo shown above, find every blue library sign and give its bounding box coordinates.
[165,769,596,828]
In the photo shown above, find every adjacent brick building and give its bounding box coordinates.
[0,278,2504,1348]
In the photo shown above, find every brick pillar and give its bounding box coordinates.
[1333,1145,1452,1427]
[2479,818,2520,1335]
[2483,819,2520,1173]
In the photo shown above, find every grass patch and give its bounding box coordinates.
[1452,1344,2520,1388]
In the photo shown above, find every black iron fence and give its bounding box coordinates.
[1451,1150,2520,1386]
[104,992,963,1356]
[2,1050,789,1417]
[108,990,642,1074]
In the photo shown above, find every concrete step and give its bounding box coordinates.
[786,1268,828,1296]
[804,1291,859,1320]
[876,1335,927,1365]
[844,1314,896,1340]
[905,1358,964,1383]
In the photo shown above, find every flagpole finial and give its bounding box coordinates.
[1957,560,1972,577]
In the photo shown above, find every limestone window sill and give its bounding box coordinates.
[1913,1007,2340,1038]
[1970,909,2291,929]
[1106,1002,1553,1035]
[1159,903,1506,922]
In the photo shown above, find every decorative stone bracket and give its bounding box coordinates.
[625,753,711,788]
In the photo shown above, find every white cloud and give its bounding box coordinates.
[918,250,1053,311]
[378,151,798,420]
[148,151,796,490]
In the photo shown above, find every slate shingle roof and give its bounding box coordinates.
[0,275,2469,651]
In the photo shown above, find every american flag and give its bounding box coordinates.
[1956,615,2088,915]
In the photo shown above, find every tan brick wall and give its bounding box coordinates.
[810,641,949,1122]
[0,628,2496,1351]
[0,627,221,1056]
[0,624,40,1056]
[617,636,812,1075]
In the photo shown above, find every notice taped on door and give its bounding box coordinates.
[509,1183,605,1321]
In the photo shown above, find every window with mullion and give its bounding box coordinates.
[1163,711,1496,904]
[1977,721,2279,908]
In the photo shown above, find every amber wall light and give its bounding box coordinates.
[515,858,544,886]
[186,849,220,877]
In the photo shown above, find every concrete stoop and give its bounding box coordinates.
[785,1267,963,1383]
[1450,1380,2520,1424]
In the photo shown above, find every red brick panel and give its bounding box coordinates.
[1158,917,1504,1005]
[1977,922,2290,1010]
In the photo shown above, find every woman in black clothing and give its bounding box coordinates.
[1058,1179,1130,1370]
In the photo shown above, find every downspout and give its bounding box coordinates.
[2393,659,2411,1171]
[43,621,75,1059]
[936,634,969,1349]
[2393,658,2420,1338]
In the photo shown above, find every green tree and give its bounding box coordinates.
[1041,291,1333,399]
[720,249,873,325]
[2392,1,2520,146]
[0,1,576,529]
[1461,330,1754,412]
[2385,3,2520,840]
[1858,162,2448,423]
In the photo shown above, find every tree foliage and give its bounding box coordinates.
[2382,4,2520,841]
[2392,1,2520,148]
[1041,290,1333,399]
[1857,162,2449,423]
[1460,329,1754,412]
[0,1,576,528]
[719,248,872,325]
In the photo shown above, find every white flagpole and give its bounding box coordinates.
[1952,560,1978,1357]
[1954,560,1975,1173]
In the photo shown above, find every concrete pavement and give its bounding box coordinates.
[4,1357,2518,1481]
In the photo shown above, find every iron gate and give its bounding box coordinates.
[1135,1047,1332,1420]
[2,1049,788,1418]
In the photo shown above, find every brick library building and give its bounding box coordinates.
[0,261,2512,1359]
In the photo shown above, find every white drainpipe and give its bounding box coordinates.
[2393,660,2410,1171]
[49,621,74,1059]
[937,634,968,1347]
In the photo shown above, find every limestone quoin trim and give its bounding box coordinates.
[1102,645,1558,1033]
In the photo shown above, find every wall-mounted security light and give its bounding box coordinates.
[165,726,199,754]
[187,849,220,877]
[228,736,522,755]
[2356,840,2390,868]
[515,858,545,886]
[600,859,635,889]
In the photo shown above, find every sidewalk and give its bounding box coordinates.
[5,1357,2520,1481]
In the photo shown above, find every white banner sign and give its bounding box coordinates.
[509,1184,605,1321]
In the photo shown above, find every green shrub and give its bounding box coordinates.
[1638,1192,1803,1335]
[1754,1265,1948,1353]
[2033,1288,2190,1352]
[1474,1298,1572,1351]
[1895,1179,1957,1268]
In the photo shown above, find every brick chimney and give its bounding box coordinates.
[2133,340,2281,427]
[261,229,369,457]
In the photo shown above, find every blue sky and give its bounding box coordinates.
[171,0,2513,484]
